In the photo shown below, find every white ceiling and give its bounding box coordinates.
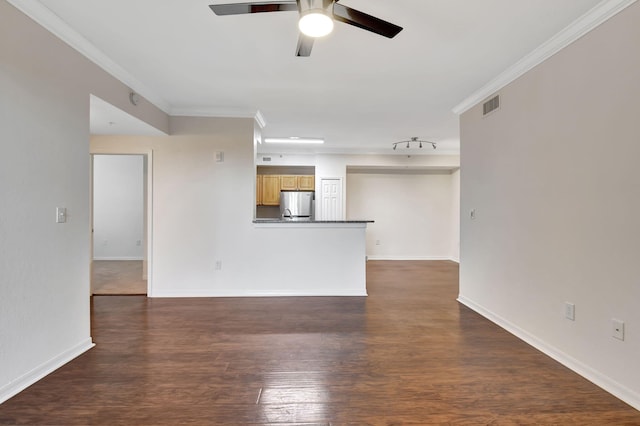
[22,0,605,154]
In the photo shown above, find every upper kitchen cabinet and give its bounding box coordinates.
[297,175,315,190]
[280,175,298,190]
[256,166,316,210]
[261,175,281,206]
[256,175,263,205]
[280,175,314,190]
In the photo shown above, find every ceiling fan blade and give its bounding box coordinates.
[296,34,314,57]
[332,3,402,38]
[209,1,297,16]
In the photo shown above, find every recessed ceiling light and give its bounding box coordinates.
[263,137,324,144]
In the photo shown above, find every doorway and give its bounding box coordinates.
[90,153,152,295]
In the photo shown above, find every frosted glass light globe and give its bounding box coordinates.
[298,12,334,38]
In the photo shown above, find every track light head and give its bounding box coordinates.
[406,142,410,148]
[393,144,397,150]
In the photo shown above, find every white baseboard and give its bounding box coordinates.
[366,256,452,261]
[457,295,640,411]
[0,338,95,404]
[93,257,143,261]
[150,290,367,298]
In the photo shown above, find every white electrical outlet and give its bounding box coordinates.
[612,319,624,341]
[136,240,142,246]
[215,260,222,270]
[375,240,380,246]
[564,302,575,321]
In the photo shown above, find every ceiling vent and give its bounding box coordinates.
[483,94,500,116]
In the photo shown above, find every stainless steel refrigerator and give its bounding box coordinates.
[280,191,314,220]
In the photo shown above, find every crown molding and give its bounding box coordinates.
[7,0,171,113]
[254,110,267,129]
[452,0,638,115]
[170,106,267,127]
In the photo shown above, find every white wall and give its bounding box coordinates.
[0,0,167,403]
[459,2,640,409]
[347,171,456,260]
[93,155,144,260]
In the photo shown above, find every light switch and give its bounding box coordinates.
[56,207,67,223]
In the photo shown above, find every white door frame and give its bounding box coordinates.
[90,149,154,296]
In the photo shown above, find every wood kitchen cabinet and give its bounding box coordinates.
[280,175,315,191]
[256,173,315,206]
[261,175,281,205]
[297,175,315,190]
[280,175,298,190]
[256,175,262,205]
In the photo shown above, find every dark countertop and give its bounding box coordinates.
[253,218,374,224]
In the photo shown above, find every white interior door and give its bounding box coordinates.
[320,178,343,220]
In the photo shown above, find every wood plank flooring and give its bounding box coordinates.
[1,261,638,424]
[91,260,146,295]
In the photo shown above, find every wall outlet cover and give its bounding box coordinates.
[612,319,624,341]
[564,302,575,321]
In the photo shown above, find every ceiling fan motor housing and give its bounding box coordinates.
[297,0,334,14]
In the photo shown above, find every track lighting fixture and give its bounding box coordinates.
[392,137,437,151]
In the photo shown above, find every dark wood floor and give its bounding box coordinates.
[1,261,638,424]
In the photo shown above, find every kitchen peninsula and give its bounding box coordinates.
[251,219,373,297]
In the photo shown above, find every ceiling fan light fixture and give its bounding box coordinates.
[298,10,334,38]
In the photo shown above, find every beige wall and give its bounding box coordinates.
[459,2,640,408]
[0,0,168,402]
[347,171,457,260]
[91,125,368,297]
[450,169,460,262]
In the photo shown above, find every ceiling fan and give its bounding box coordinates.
[209,0,403,57]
